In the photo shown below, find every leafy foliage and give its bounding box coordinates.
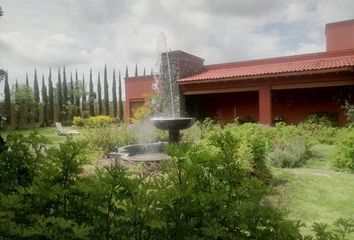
[333,129,354,172]
[268,136,309,168]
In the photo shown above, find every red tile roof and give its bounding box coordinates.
[177,49,354,84]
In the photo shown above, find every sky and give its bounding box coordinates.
[1,0,354,92]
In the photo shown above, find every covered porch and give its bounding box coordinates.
[181,71,354,125]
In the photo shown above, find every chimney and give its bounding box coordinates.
[325,19,354,51]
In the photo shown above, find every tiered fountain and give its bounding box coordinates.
[114,33,195,164]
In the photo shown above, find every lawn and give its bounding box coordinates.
[1,126,89,144]
[272,144,354,235]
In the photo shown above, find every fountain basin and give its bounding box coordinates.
[109,142,169,164]
[150,117,195,131]
[150,117,196,143]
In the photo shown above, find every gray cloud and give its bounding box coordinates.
[1,0,354,86]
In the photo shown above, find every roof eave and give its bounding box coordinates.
[177,66,354,85]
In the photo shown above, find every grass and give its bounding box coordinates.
[0,126,101,162]
[272,144,354,235]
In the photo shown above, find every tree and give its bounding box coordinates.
[48,68,54,123]
[97,72,102,115]
[135,64,138,77]
[0,6,3,17]
[4,70,11,124]
[89,68,95,116]
[15,85,38,129]
[70,72,74,104]
[33,68,40,122]
[125,65,129,78]
[26,72,29,87]
[63,66,68,103]
[112,69,117,118]
[41,74,49,127]
[104,65,109,115]
[118,71,124,121]
[143,67,146,76]
[75,70,81,116]
[57,68,63,120]
[81,74,87,113]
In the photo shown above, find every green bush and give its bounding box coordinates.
[72,116,87,127]
[84,123,136,153]
[267,136,309,168]
[333,129,354,172]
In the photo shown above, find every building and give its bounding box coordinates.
[125,19,354,125]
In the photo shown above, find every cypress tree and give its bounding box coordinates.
[97,71,102,115]
[57,68,63,120]
[4,70,11,124]
[143,67,146,76]
[82,74,86,113]
[70,72,74,104]
[26,72,29,87]
[33,68,40,102]
[135,64,138,76]
[75,70,81,116]
[104,65,109,115]
[118,71,124,121]
[48,68,54,123]
[112,68,117,118]
[15,79,18,92]
[33,68,40,122]
[89,69,95,116]
[63,66,68,103]
[41,74,49,127]
[125,65,129,78]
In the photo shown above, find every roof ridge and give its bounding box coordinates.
[204,48,354,70]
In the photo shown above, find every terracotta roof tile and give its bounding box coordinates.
[177,50,354,83]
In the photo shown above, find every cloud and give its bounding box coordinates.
[1,0,354,85]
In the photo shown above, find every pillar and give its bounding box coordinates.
[259,85,272,125]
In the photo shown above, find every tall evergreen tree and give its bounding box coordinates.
[15,79,18,92]
[57,68,63,120]
[135,64,138,76]
[82,74,86,113]
[112,68,117,118]
[70,72,74,104]
[33,68,40,102]
[75,70,81,116]
[62,66,68,103]
[118,71,124,121]
[104,65,109,115]
[33,68,40,122]
[97,71,102,115]
[48,68,54,123]
[41,74,49,127]
[143,67,146,76]
[26,72,29,87]
[89,68,95,116]
[4,70,11,124]
[125,65,129,78]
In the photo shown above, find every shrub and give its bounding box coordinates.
[72,116,87,127]
[267,136,309,168]
[72,115,114,128]
[84,123,136,153]
[333,129,354,172]
[131,105,151,122]
[87,115,114,127]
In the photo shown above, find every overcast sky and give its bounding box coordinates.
[1,0,354,89]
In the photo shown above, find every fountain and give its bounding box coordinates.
[111,33,195,164]
[150,33,195,143]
